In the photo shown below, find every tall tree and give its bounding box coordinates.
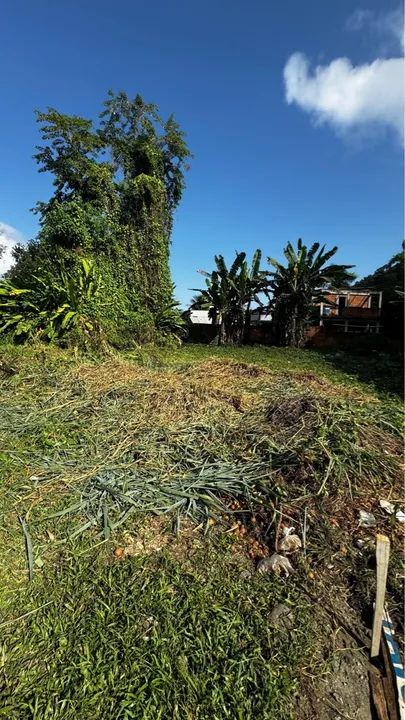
[354,246,404,302]
[268,239,355,347]
[6,92,191,347]
[99,92,191,312]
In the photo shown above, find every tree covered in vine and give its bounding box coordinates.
[6,92,191,346]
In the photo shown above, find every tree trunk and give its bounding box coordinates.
[290,305,298,347]
[218,320,226,346]
[243,302,251,344]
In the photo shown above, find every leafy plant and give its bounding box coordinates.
[191,250,269,345]
[7,92,192,347]
[0,258,102,344]
[268,239,355,347]
[154,298,185,343]
[354,245,404,343]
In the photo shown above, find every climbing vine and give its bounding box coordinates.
[4,92,191,347]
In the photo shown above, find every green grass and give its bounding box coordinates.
[1,544,314,720]
[0,342,403,718]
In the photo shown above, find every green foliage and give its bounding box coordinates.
[268,239,356,347]
[34,108,112,208]
[154,297,185,342]
[354,245,404,344]
[192,250,268,345]
[38,200,94,250]
[354,246,404,301]
[7,92,191,348]
[103,309,156,348]
[1,549,312,720]
[100,91,191,219]
[0,258,102,345]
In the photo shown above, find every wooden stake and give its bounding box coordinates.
[371,534,390,658]
[381,638,400,720]
[370,666,390,720]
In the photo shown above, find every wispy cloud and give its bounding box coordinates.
[346,6,404,54]
[0,222,24,276]
[345,8,374,32]
[283,6,404,145]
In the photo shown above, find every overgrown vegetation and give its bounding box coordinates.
[0,258,102,345]
[268,239,355,347]
[0,344,403,718]
[354,244,405,345]
[2,92,191,348]
[190,239,356,348]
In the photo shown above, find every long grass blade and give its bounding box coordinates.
[18,514,34,582]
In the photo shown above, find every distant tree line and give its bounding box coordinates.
[191,240,357,347]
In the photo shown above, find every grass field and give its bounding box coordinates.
[0,343,403,719]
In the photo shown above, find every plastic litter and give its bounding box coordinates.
[279,533,302,554]
[256,553,294,577]
[395,509,405,523]
[379,499,395,515]
[359,510,377,527]
[281,526,295,536]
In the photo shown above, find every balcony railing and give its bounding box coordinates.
[339,307,381,319]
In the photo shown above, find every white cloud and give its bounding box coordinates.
[0,222,24,276]
[284,6,404,145]
[284,53,404,144]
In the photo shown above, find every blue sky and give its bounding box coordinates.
[0,0,403,306]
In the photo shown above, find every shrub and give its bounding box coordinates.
[0,258,103,346]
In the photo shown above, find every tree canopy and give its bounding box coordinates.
[191,250,269,345]
[354,246,404,303]
[354,245,404,343]
[4,92,191,347]
[268,239,355,347]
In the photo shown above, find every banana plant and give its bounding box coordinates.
[191,250,269,345]
[268,239,355,347]
[0,258,102,343]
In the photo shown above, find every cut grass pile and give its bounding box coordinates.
[0,342,403,718]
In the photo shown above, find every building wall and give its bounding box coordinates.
[305,325,391,350]
[322,292,376,317]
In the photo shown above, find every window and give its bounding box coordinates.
[370,294,379,310]
[338,296,347,314]
[322,306,331,316]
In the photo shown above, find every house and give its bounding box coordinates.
[250,308,272,325]
[183,307,272,343]
[183,309,217,343]
[306,289,383,346]
[185,308,272,326]
[319,289,382,333]
[187,309,211,325]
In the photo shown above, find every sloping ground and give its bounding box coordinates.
[0,344,403,719]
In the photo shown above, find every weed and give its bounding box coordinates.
[1,545,314,720]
